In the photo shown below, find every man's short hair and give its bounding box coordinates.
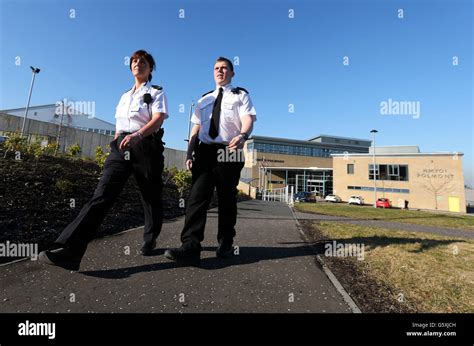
[129,50,156,82]
[215,56,234,72]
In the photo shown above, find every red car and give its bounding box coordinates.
[376,198,391,208]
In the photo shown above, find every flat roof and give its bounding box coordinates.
[249,135,370,148]
[332,152,464,157]
[308,134,372,142]
[260,166,333,171]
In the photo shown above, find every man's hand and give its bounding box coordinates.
[119,131,142,151]
[185,159,193,171]
[228,134,245,151]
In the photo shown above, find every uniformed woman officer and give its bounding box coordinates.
[39,50,168,270]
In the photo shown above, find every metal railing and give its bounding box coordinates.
[262,186,294,204]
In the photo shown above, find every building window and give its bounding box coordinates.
[369,164,408,181]
[369,164,379,180]
[348,186,410,194]
[347,164,354,174]
[388,164,399,176]
[399,165,408,181]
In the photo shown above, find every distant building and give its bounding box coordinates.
[332,146,466,212]
[239,134,371,197]
[1,103,115,136]
[238,136,467,213]
[0,104,187,169]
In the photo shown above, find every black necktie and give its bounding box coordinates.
[209,87,223,139]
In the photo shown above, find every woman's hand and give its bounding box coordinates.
[119,131,143,150]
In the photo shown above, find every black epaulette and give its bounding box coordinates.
[202,90,214,97]
[151,85,163,90]
[231,87,249,94]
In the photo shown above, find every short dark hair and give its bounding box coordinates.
[216,56,234,72]
[129,50,156,82]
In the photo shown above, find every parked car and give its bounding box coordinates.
[293,191,317,203]
[376,198,391,208]
[348,195,364,205]
[325,194,342,203]
[0,135,8,144]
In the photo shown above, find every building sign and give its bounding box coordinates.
[257,158,285,163]
[417,168,454,180]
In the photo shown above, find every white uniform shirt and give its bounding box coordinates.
[191,83,257,144]
[115,81,168,133]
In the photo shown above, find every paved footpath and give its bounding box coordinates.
[0,200,351,313]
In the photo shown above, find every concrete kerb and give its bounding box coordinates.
[288,205,362,314]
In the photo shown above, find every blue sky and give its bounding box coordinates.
[1,0,472,185]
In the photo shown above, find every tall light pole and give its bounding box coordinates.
[370,129,378,208]
[20,66,41,137]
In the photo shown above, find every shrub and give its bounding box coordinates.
[172,169,192,197]
[26,142,44,168]
[3,133,27,157]
[95,145,109,170]
[162,166,179,186]
[67,143,82,157]
[55,179,75,194]
[43,142,59,156]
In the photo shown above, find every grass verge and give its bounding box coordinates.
[303,220,474,312]
[295,202,474,231]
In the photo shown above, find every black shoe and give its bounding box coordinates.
[216,241,234,259]
[141,239,157,256]
[38,248,82,271]
[164,247,200,265]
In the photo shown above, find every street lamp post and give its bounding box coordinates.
[370,129,378,208]
[20,66,41,137]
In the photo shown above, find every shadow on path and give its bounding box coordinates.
[80,235,462,280]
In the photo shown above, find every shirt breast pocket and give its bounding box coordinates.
[202,114,211,126]
[222,102,236,120]
[137,103,151,118]
[115,101,128,119]
[199,100,213,120]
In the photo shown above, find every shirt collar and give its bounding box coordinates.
[131,81,149,94]
[215,83,233,93]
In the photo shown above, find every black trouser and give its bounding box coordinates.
[180,142,245,251]
[55,130,165,257]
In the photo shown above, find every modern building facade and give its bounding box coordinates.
[238,135,467,213]
[239,134,371,197]
[332,146,466,213]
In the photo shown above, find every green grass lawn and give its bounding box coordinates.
[310,221,474,313]
[294,202,474,231]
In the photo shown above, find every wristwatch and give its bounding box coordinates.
[240,132,249,140]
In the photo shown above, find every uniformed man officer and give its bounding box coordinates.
[165,57,256,264]
[39,50,168,270]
